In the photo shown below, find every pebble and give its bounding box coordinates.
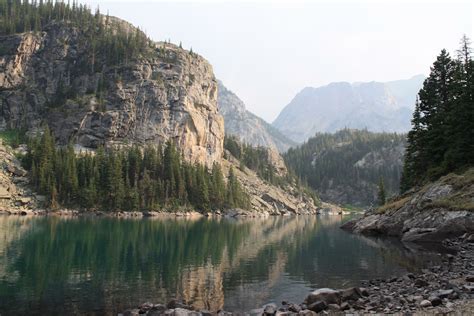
[120,236,474,315]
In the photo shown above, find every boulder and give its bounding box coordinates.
[340,287,363,301]
[420,300,432,308]
[436,289,454,299]
[305,288,340,305]
[138,302,154,313]
[287,304,301,313]
[327,304,340,311]
[428,295,442,307]
[414,279,429,287]
[263,305,276,315]
[307,301,327,313]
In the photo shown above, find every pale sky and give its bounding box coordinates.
[81,0,473,122]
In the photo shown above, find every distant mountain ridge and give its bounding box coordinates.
[272,75,425,143]
[217,81,296,152]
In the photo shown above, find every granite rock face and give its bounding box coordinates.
[0,18,224,166]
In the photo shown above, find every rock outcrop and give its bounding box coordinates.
[0,140,36,213]
[342,169,474,242]
[272,75,425,143]
[0,19,224,166]
[218,81,296,153]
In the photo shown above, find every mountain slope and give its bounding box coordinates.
[0,16,224,166]
[0,1,320,215]
[272,75,424,143]
[218,81,296,152]
[283,129,406,206]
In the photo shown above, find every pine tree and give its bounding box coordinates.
[402,37,473,191]
[401,97,424,191]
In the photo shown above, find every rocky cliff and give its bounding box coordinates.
[218,81,296,152]
[272,75,424,143]
[0,18,224,166]
[342,169,474,242]
[0,140,35,213]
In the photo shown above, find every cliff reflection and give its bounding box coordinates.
[0,215,441,315]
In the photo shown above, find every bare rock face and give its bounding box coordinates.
[0,140,36,212]
[0,19,224,166]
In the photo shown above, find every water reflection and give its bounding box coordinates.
[0,215,442,315]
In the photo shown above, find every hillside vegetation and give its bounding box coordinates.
[284,129,406,206]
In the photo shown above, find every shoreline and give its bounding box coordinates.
[117,235,474,316]
[0,205,355,219]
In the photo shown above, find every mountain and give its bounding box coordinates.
[283,129,406,206]
[0,16,223,167]
[217,81,296,152]
[0,1,320,215]
[272,75,425,143]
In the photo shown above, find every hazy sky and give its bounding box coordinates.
[81,0,472,122]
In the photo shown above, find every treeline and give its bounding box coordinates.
[0,0,151,66]
[284,129,406,206]
[22,128,250,211]
[401,36,474,191]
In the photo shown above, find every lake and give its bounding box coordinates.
[0,215,443,315]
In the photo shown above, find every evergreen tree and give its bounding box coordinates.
[24,127,250,211]
[401,37,474,191]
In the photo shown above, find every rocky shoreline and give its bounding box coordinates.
[340,169,474,243]
[119,234,474,316]
[0,207,339,218]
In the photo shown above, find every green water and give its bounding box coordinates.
[0,215,441,315]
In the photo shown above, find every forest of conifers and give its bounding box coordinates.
[0,0,151,66]
[401,36,474,191]
[283,129,406,205]
[23,128,250,211]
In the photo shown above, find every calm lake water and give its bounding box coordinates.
[0,215,443,315]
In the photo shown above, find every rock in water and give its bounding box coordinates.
[305,288,340,305]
